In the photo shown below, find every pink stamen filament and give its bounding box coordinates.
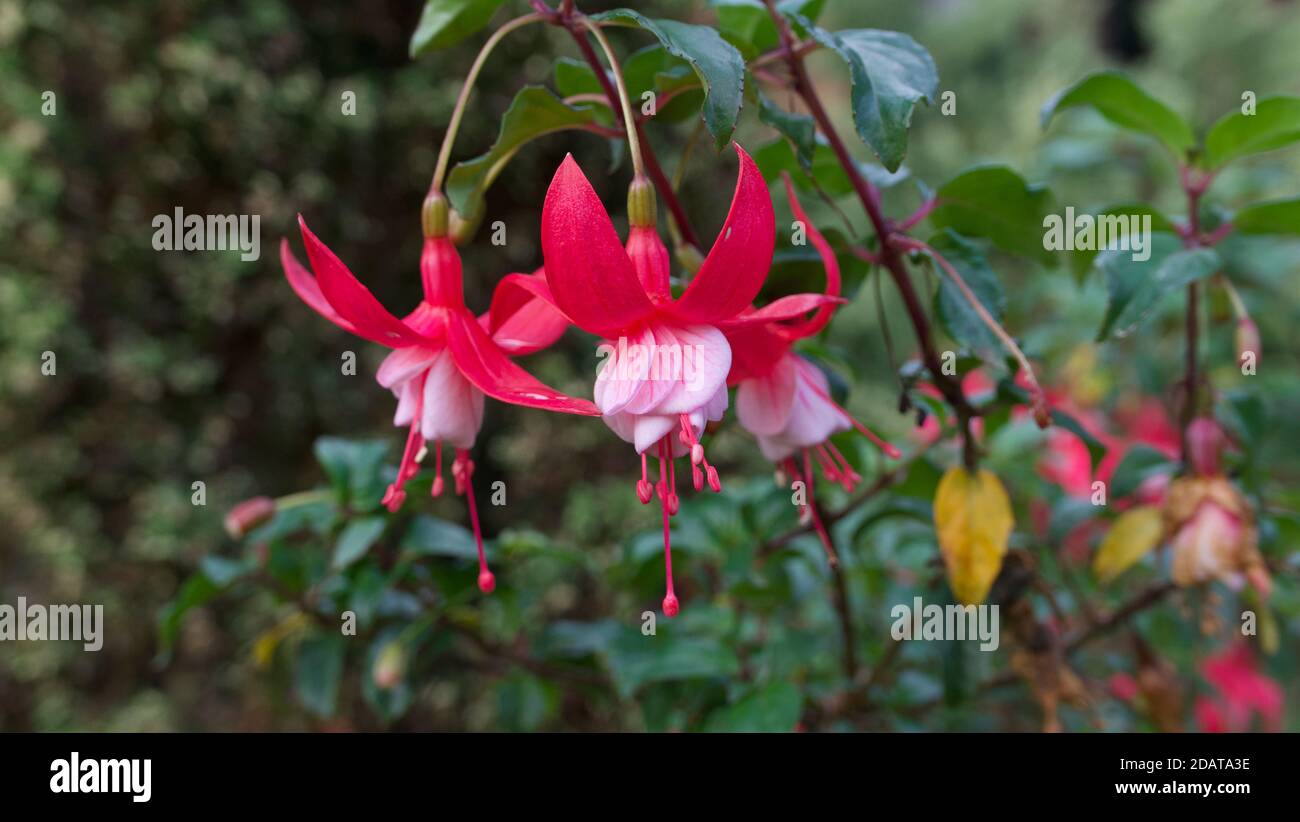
[432,441,445,497]
[657,437,679,616]
[804,380,901,459]
[382,380,427,512]
[456,449,494,594]
[678,414,721,493]
[801,449,839,567]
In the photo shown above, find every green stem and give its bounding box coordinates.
[430,12,544,193]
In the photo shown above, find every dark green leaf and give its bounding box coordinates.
[703,681,803,732]
[295,633,345,718]
[711,0,825,55]
[605,632,740,697]
[793,18,937,171]
[1204,96,1300,169]
[593,9,745,149]
[1041,71,1194,156]
[925,230,1006,361]
[332,516,386,569]
[758,92,816,171]
[409,0,507,57]
[1068,204,1179,282]
[362,628,414,724]
[1233,197,1300,236]
[930,165,1055,264]
[313,437,390,510]
[402,515,483,560]
[1109,445,1176,500]
[1095,236,1221,340]
[447,86,600,220]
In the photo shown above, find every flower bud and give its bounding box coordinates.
[626,175,656,228]
[421,190,449,238]
[224,496,275,539]
[1185,416,1225,477]
[449,199,485,245]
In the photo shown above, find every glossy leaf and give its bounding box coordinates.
[593,9,745,149]
[1233,197,1300,236]
[332,516,386,569]
[703,680,803,732]
[447,86,600,221]
[793,18,938,171]
[925,230,1006,361]
[1204,96,1300,169]
[1041,71,1194,156]
[930,165,1055,264]
[409,0,507,57]
[295,633,345,717]
[1096,236,1221,340]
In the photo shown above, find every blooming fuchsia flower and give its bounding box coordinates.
[726,177,898,564]
[281,214,599,593]
[534,145,838,616]
[1195,643,1283,732]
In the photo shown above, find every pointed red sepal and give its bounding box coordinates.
[297,215,432,348]
[540,154,655,337]
[281,238,359,335]
[666,144,775,324]
[778,175,841,339]
[483,269,570,356]
[445,309,600,416]
[719,294,847,330]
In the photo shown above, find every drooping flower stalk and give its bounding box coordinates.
[577,16,644,180]
[430,12,545,194]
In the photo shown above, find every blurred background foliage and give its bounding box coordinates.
[1,0,1297,731]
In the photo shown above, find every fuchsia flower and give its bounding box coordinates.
[281,216,599,593]
[1195,643,1283,732]
[533,145,838,615]
[726,177,898,563]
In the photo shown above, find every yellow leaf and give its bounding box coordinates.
[252,611,310,669]
[933,467,1013,605]
[1093,505,1163,584]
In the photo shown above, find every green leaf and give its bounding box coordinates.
[593,9,745,150]
[758,92,816,172]
[1204,96,1300,169]
[409,0,507,57]
[605,632,740,697]
[313,437,390,510]
[332,516,386,569]
[703,681,803,732]
[446,86,600,220]
[158,572,219,653]
[362,628,414,724]
[1109,444,1175,500]
[1095,236,1221,340]
[295,633,345,718]
[930,165,1055,264]
[1041,71,1194,156]
[793,19,937,171]
[1068,204,1179,282]
[1233,197,1300,236]
[402,515,483,561]
[711,0,825,55]
[553,57,603,98]
[925,230,1006,361]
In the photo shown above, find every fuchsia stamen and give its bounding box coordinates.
[801,449,839,567]
[382,377,427,513]
[657,438,679,617]
[804,379,901,460]
[455,449,494,594]
[636,452,653,503]
[431,441,445,497]
[678,414,722,494]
